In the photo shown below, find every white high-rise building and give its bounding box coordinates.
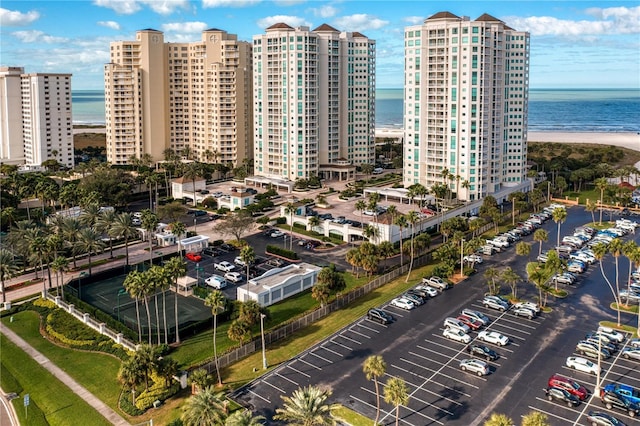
[403,12,529,201]
[104,28,252,166]
[0,66,73,168]
[252,23,376,181]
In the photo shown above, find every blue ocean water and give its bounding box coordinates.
[73,88,640,133]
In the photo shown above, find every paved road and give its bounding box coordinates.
[0,387,18,426]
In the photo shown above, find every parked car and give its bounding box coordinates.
[482,295,510,312]
[467,344,499,361]
[270,230,285,238]
[585,411,627,426]
[205,275,227,289]
[459,359,490,376]
[512,306,536,320]
[514,300,541,314]
[600,389,640,417]
[461,309,490,326]
[390,297,415,310]
[367,308,394,325]
[477,330,509,346]
[443,317,470,333]
[463,254,483,264]
[224,272,243,283]
[402,292,425,306]
[566,356,602,375]
[604,383,640,406]
[544,387,580,407]
[548,373,589,400]
[214,261,236,272]
[552,273,575,285]
[456,315,483,330]
[203,247,220,257]
[629,338,640,348]
[185,252,202,262]
[415,285,439,298]
[422,276,450,291]
[234,256,251,267]
[598,326,626,343]
[442,327,471,344]
[577,341,611,360]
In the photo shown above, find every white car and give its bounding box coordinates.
[597,326,625,343]
[415,285,439,298]
[390,297,415,310]
[214,261,236,272]
[205,275,227,289]
[234,256,248,266]
[514,301,541,314]
[224,272,243,283]
[566,356,601,375]
[443,328,471,344]
[270,230,284,238]
[463,254,483,264]
[459,359,490,376]
[478,330,509,346]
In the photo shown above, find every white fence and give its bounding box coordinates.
[45,292,138,352]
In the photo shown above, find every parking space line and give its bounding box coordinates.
[417,343,462,360]
[261,379,286,394]
[297,356,322,370]
[497,316,541,330]
[357,321,383,333]
[329,338,352,351]
[319,344,344,358]
[347,326,372,339]
[248,388,271,403]
[286,364,310,378]
[423,338,466,353]
[396,358,472,397]
[389,366,464,409]
[274,372,299,387]
[404,354,484,387]
[486,323,528,340]
[336,333,362,346]
[359,384,447,424]
[308,350,334,364]
[526,404,575,424]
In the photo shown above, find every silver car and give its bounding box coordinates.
[622,348,640,361]
[459,359,490,376]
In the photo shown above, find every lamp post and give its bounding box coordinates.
[260,313,267,370]
[595,334,602,395]
[193,218,197,234]
[460,238,465,277]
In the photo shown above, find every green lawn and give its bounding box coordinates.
[563,188,599,206]
[1,311,124,414]
[0,333,113,426]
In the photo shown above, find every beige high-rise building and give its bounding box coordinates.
[252,23,376,181]
[0,66,73,168]
[104,28,252,166]
[404,12,529,201]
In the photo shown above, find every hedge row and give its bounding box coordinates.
[265,245,299,260]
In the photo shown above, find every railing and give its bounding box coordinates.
[45,292,138,352]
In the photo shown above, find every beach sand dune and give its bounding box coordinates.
[529,131,640,152]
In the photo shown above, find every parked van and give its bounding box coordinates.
[443,317,470,334]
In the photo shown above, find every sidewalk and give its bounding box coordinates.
[0,323,130,426]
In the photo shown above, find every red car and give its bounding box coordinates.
[457,315,483,331]
[185,252,202,262]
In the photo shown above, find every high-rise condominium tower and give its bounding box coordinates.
[0,66,73,168]
[252,23,376,181]
[404,12,529,201]
[104,28,252,166]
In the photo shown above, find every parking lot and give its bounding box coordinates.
[230,206,640,424]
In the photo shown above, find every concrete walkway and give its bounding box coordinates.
[0,323,130,426]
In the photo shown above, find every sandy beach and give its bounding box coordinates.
[529,131,640,152]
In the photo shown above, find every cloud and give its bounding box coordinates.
[12,30,68,44]
[274,0,305,5]
[202,0,261,8]
[93,0,189,15]
[98,20,121,30]
[403,16,423,25]
[332,14,388,32]
[162,21,208,33]
[310,5,337,18]
[256,15,312,29]
[0,7,40,26]
[504,6,640,36]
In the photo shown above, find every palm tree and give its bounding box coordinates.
[609,238,624,309]
[50,256,69,299]
[394,215,407,266]
[501,267,522,300]
[533,229,548,256]
[75,228,104,276]
[117,358,144,405]
[405,211,420,282]
[170,221,187,254]
[307,215,320,233]
[25,228,47,288]
[594,177,609,225]
[141,209,158,266]
[585,199,597,224]
[483,412,514,426]
[145,172,163,212]
[188,368,211,394]
[274,385,337,426]
[592,242,621,326]
[552,208,567,247]
[345,248,362,278]
[149,265,172,345]
[362,355,386,425]
[528,268,548,308]
[363,224,379,243]
[516,241,531,259]
[0,249,18,303]
[164,257,187,344]
[355,199,366,228]
[95,209,118,258]
[205,290,227,387]
[225,410,266,426]
[124,270,145,342]
[110,213,138,268]
[384,377,409,426]
[182,162,202,207]
[60,217,82,269]
[521,410,551,426]
[284,202,296,250]
[181,386,228,426]
[239,246,255,281]
[624,241,640,293]
[484,267,500,296]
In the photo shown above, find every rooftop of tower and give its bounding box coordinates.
[425,11,461,21]
[313,23,339,32]
[266,22,294,30]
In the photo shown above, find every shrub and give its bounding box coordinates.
[193,286,210,299]
[265,245,299,260]
[135,373,179,410]
[119,390,146,416]
[275,217,287,225]
[33,298,56,309]
[212,240,224,246]
[257,216,271,224]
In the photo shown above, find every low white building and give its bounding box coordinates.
[179,235,209,253]
[171,176,207,202]
[217,189,255,211]
[237,263,321,307]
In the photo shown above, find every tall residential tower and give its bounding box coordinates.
[104,28,252,166]
[403,12,529,201]
[0,66,73,168]
[252,23,376,181]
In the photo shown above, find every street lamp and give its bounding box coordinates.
[194,218,197,234]
[595,334,602,394]
[460,238,465,277]
[260,313,267,370]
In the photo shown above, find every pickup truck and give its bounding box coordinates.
[214,261,236,272]
[422,276,451,291]
[604,383,640,405]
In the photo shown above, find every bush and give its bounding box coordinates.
[212,239,224,246]
[275,217,287,225]
[257,216,271,225]
[193,286,210,300]
[119,390,146,416]
[265,245,299,260]
[135,374,179,410]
